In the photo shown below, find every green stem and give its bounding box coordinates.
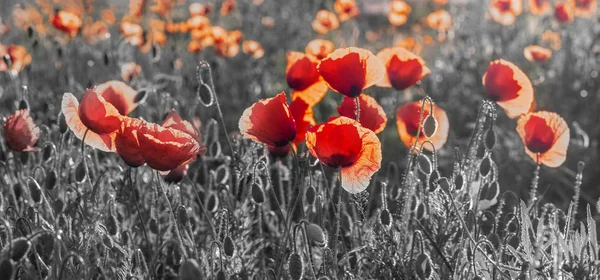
[155,171,188,259]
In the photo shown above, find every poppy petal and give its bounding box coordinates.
[78,89,123,134]
[115,117,145,167]
[95,80,139,115]
[286,52,321,91]
[289,98,316,146]
[524,45,552,62]
[138,122,201,171]
[482,59,534,119]
[61,92,116,152]
[516,111,569,167]
[337,95,388,134]
[376,47,430,90]
[239,92,296,147]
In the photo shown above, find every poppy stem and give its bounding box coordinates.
[332,168,343,275]
[128,167,150,252]
[354,96,360,122]
[155,170,188,260]
[528,162,541,208]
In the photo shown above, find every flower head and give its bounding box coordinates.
[396,100,449,151]
[516,111,569,167]
[337,95,387,134]
[3,109,40,152]
[376,47,430,91]
[239,92,296,147]
[482,59,534,118]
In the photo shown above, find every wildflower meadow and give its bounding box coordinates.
[0,0,599,279]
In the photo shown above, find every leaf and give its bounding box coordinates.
[588,204,597,257]
[520,200,533,260]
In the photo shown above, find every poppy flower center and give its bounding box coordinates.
[524,115,555,153]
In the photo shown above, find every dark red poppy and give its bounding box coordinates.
[306,116,381,193]
[289,97,316,146]
[396,100,449,151]
[137,122,201,171]
[376,47,431,91]
[3,109,40,152]
[482,59,534,119]
[516,111,569,167]
[318,47,385,98]
[337,95,387,134]
[554,2,575,23]
[286,51,328,106]
[524,45,552,62]
[115,117,145,167]
[239,92,296,147]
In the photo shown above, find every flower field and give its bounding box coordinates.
[0,0,599,279]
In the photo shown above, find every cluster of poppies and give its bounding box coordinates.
[490,0,597,25]
[60,80,205,181]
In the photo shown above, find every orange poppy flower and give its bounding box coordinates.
[489,0,523,25]
[101,9,116,24]
[305,116,382,194]
[388,0,411,26]
[0,44,32,74]
[396,100,449,151]
[12,4,46,36]
[317,47,385,98]
[482,59,534,118]
[426,10,453,32]
[121,62,142,82]
[376,47,430,91]
[3,109,40,152]
[529,0,551,14]
[129,0,145,17]
[573,0,597,18]
[115,117,145,167]
[215,42,240,57]
[312,10,340,34]
[334,0,360,22]
[286,51,328,106]
[541,30,562,50]
[289,97,316,146]
[50,10,82,37]
[395,36,422,54]
[189,3,211,16]
[554,1,575,23]
[239,92,297,147]
[137,122,201,171]
[151,0,174,18]
[220,0,236,15]
[120,21,144,46]
[82,20,110,45]
[516,111,570,167]
[187,15,210,30]
[242,40,265,59]
[305,39,335,60]
[188,40,202,53]
[337,95,387,134]
[524,45,552,62]
[228,30,244,44]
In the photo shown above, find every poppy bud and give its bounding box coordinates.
[251,182,265,204]
[479,156,491,177]
[75,159,87,183]
[454,173,464,191]
[305,186,316,205]
[28,178,42,204]
[18,99,29,111]
[414,253,432,279]
[106,215,119,236]
[223,236,235,257]
[305,223,326,246]
[380,208,392,228]
[0,259,14,280]
[422,115,438,138]
[177,205,189,227]
[286,253,304,280]
[7,238,31,262]
[416,154,432,175]
[485,128,496,150]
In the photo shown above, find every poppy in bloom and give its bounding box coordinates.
[318,47,385,98]
[129,0,145,17]
[573,0,597,18]
[121,62,142,82]
[312,10,340,35]
[516,111,570,167]
[62,81,139,152]
[376,47,431,91]
[187,15,210,30]
[529,0,551,15]
[242,40,265,59]
[189,3,211,16]
[334,0,360,22]
[306,116,382,194]
[188,40,202,53]
[489,0,523,26]
[305,39,335,60]
[482,59,534,119]
[120,21,144,47]
[289,97,316,146]
[115,117,145,167]
[286,51,328,106]
[81,20,110,45]
[220,0,236,15]
[0,44,32,74]
[50,10,82,37]
[159,109,206,181]
[337,95,387,134]
[239,92,296,147]
[3,109,40,152]
[396,100,449,151]
[137,122,201,171]
[524,45,552,62]
[426,10,453,32]
[388,0,411,26]
[554,1,575,23]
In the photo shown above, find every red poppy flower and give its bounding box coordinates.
[574,0,597,18]
[115,117,145,167]
[524,45,552,62]
[489,0,523,25]
[160,109,206,181]
[289,97,316,146]
[50,10,82,37]
[239,92,296,147]
[389,0,411,26]
[312,10,339,34]
[516,111,569,167]
[376,47,431,91]
[318,47,385,98]
[306,116,382,193]
[482,59,534,119]
[305,39,335,60]
[137,122,201,171]
[95,80,139,115]
[396,100,449,151]
[337,95,387,134]
[334,0,360,22]
[529,0,551,15]
[554,1,575,23]
[3,109,40,152]
[286,51,328,106]
[426,10,453,32]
